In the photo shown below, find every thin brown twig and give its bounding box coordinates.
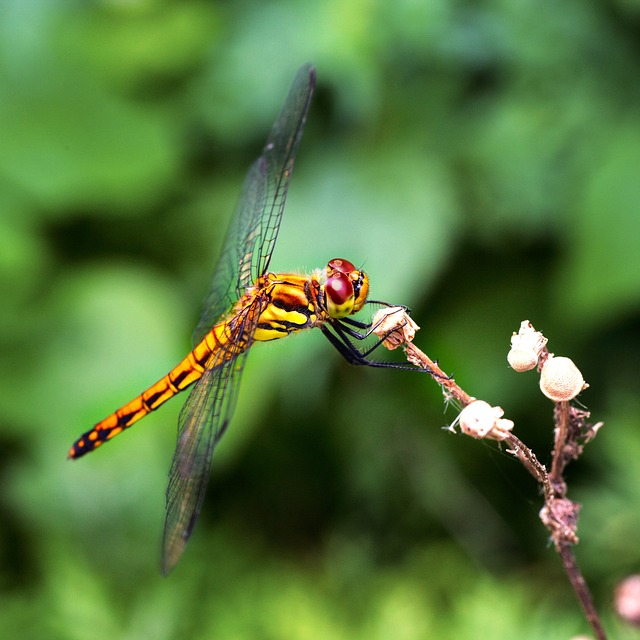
[550,400,570,494]
[503,432,550,494]
[373,309,607,639]
[559,542,607,640]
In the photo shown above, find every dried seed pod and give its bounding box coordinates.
[507,320,548,372]
[458,400,514,441]
[507,348,539,372]
[371,306,418,350]
[539,356,586,401]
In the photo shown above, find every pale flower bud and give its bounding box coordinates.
[507,320,548,372]
[458,400,514,441]
[615,575,640,626]
[507,348,539,372]
[371,307,419,350]
[539,356,587,401]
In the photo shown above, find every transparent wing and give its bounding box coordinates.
[192,64,316,345]
[163,65,316,573]
[161,307,259,575]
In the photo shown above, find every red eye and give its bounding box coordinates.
[328,258,356,274]
[326,273,353,305]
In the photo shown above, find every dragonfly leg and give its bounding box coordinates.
[336,305,411,344]
[320,323,432,372]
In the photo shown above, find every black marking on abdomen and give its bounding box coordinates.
[171,369,191,388]
[143,390,163,408]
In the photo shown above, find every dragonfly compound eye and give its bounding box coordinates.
[325,272,355,318]
[327,258,356,275]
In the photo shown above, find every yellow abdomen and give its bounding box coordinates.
[68,272,325,458]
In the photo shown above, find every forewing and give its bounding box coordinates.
[249,64,316,281]
[161,313,255,575]
[192,64,316,346]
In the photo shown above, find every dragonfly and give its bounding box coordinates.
[69,64,413,575]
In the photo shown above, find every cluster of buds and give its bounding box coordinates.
[455,321,588,441]
[507,320,587,402]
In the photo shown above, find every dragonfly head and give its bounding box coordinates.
[323,258,369,318]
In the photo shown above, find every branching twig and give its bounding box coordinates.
[373,311,606,639]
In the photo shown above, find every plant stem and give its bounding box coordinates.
[378,313,607,638]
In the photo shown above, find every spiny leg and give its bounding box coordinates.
[320,323,431,372]
[334,306,412,353]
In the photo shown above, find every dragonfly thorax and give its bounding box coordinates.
[322,258,369,319]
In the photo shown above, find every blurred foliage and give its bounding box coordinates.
[1,0,640,638]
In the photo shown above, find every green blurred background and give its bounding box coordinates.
[2,0,640,638]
